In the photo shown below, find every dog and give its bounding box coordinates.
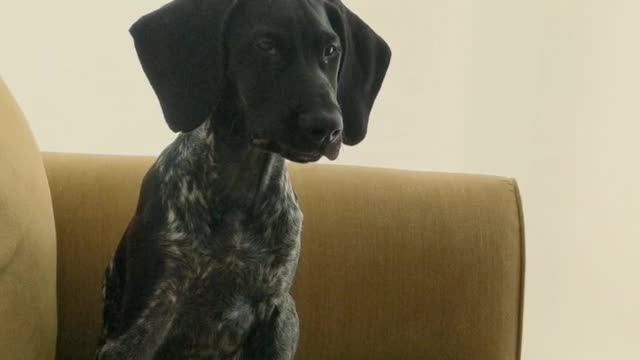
[95,0,390,358]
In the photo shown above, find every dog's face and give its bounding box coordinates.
[225,0,343,162]
[131,0,391,163]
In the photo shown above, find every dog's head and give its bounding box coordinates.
[131,0,391,163]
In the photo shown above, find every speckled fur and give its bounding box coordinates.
[96,121,302,359]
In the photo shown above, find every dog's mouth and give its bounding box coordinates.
[251,138,341,163]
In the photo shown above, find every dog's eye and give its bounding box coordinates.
[255,39,278,56]
[323,45,339,59]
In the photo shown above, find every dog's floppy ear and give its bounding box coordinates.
[130,0,237,133]
[328,2,392,145]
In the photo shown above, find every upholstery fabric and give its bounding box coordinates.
[0,79,57,359]
[43,153,524,360]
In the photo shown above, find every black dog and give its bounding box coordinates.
[96,0,390,358]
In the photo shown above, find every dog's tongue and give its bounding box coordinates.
[323,141,341,161]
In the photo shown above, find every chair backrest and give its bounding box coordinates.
[46,152,525,360]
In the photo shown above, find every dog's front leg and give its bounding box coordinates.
[97,283,179,360]
[244,294,299,360]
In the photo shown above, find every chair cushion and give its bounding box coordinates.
[0,78,57,360]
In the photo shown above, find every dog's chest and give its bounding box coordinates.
[155,191,302,356]
[210,209,301,296]
[160,189,303,300]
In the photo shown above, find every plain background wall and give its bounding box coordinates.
[2,0,639,359]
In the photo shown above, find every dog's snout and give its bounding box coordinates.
[299,110,343,144]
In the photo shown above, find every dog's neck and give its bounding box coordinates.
[214,127,288,210]
[178,118,289,212]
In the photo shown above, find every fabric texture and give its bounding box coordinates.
[43,153,524,360]
[0,79,57,359]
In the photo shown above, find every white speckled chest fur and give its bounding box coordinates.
[97,124,303,359]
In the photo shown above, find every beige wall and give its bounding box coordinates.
[2,0,640,358]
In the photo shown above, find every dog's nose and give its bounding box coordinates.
[299,111,343,144]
